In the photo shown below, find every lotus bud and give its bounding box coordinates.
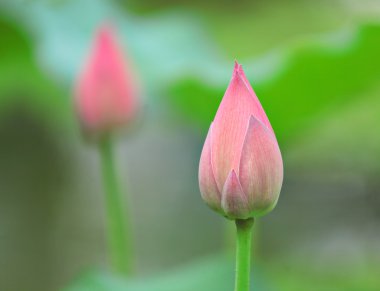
[199,62,283,219]
[74,24,140,137]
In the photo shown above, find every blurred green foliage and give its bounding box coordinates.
[65,256,242,291]
[0,16,71,129]
[168,23,380,144]
[65,255,380,291]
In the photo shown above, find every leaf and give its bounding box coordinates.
[286,83,380,173]
[63,256,234,291]
[0,15,72,129]
[167,23,380,144]
[64,255,271,291]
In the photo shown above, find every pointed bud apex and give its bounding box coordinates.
[198,62,283,219]
[74,24,140,137]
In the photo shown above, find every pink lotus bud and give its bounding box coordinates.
[74,24,140,136]
[199,62,283,219]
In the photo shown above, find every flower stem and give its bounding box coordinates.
[235,218,254,291]
[99,135,131,275]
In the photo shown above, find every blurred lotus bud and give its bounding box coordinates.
[74,24,140,137]
[199,62,283,219]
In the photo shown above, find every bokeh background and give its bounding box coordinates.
[0,0,380,290]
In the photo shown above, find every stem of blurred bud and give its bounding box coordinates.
[99,135,132,275]
[235,218,254,291]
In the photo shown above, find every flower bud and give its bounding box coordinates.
[199,62,283,219]
[74,24,139,137]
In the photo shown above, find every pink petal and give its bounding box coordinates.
[235,62,273,133]
[211,62,272,191]
[199,123,222,212]
[238,116,283,216]
[221,170,250,219]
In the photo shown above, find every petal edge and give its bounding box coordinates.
[199,123,222,212]
[238,115,283,216]
[221,170,250,219]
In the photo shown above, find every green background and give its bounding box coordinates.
[0,0,379,290]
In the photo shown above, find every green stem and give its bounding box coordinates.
[99,135,131,275]
[235,218,254,291]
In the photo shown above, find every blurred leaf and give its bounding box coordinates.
[196,0,350,58]
[286,83,380,173]
[266,258,380,291]
[0,14,72,129]
[124,0,348,58]
[64,255,271,291]
[64,255,235,291]
[65,254,380,291]
[167,23,380,143]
